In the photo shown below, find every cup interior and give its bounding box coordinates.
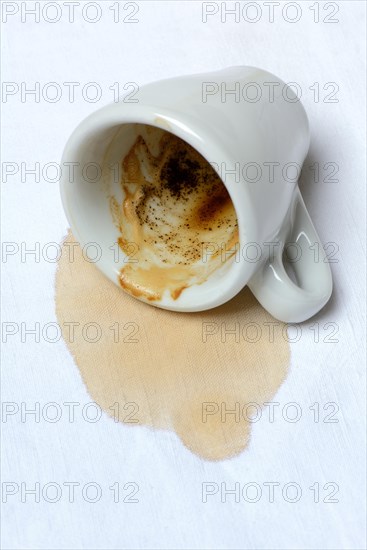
[61,120,243,311]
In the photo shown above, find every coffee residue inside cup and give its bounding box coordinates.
[109,125,239,302]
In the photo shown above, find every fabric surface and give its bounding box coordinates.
[1,2,366,549]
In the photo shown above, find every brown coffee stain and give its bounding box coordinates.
[109,125,239,303]
[55,232,290,461]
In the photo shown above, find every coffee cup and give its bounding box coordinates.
[60,66,332,322]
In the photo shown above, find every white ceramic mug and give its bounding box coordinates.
[60,66,332,322]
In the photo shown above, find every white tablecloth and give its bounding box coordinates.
[2,1,366,548]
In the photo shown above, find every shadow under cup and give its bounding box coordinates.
[60,121,248,312]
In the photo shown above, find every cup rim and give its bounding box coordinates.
[60,102,259,312]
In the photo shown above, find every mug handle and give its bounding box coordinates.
[248,187,333,323]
